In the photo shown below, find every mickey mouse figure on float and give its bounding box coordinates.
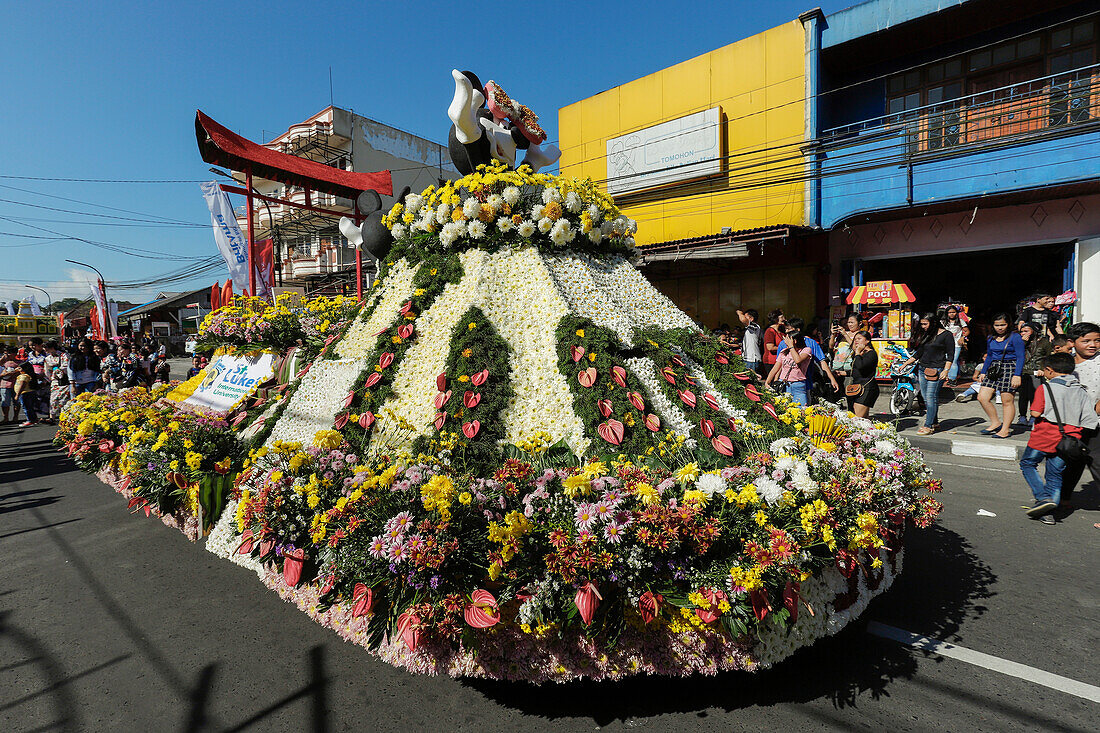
[339,70,561,261]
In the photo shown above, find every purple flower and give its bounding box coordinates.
[574,503,597,530]
[602,523,624,544]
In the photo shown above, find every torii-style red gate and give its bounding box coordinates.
[195,110,393,299]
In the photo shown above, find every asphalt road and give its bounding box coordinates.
[1,423,1098,732]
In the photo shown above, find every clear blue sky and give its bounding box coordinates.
[0,0,846,308]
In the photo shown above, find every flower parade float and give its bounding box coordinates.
[57,70,942,683]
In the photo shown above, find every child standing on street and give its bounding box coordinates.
[13,362,40,427]
[1020,353,1098,524]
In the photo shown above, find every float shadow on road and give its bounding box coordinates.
[466,523,996,726]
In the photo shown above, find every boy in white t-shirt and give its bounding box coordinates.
[1060,321,1100,511]
[736,308,763,373]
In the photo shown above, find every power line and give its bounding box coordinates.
[0,182,208,225]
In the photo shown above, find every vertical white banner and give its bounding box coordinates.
[107,300,119,338]
[201,181,250,292]
[89,279,107,336]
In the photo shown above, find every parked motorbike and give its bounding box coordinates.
[885,343,919,416]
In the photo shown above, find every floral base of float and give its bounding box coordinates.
[249,544,901,682]
[95,466,201,541]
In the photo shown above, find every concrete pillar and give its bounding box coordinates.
[799,8,825,229]
[1076,237,1100,324]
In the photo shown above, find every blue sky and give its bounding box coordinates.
[0,0,846,308]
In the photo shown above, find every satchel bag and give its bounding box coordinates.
[923,367,941,379]
[1044,379,1092,464]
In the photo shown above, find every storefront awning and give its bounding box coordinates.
[846,281,916,305]
[195,110,393,199]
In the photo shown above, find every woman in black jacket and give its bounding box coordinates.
[901,313,955,435]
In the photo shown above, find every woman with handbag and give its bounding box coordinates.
[973,313,1026,438]
[900,313,955,435]
[844,330,879,417]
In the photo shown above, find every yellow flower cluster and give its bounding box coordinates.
[420,474,457,519]
[724,483,761,508]
[729,565,764,591]
[515,430,553,455]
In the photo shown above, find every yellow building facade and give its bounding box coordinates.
[558,20,820,329]
[558,20,807,246]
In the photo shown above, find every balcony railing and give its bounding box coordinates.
[824,64,1100,155]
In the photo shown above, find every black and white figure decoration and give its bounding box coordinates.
[339,185,410,262]
[447,69,560,176]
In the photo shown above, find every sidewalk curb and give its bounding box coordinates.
[905,433,1025,461]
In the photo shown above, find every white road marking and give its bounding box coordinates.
[867,622,1100,703]
[928,459,1016,474]
[951,440,1017,461]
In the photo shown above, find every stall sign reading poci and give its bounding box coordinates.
[183,352,276,413]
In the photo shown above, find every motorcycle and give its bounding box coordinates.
[884,343,919,416]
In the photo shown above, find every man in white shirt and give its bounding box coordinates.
[1061,321,1100,509]
[736,308,763,373]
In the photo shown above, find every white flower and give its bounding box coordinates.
[696,473,726,496]
[791,463,819,497]
[496,216,514,233]
[770,438,797,455]
[503,186,521,205]
[549,219,572,247]
[542,186,561,204]
[439,221,464,248]
[462,197,480,218]
[486,193,504,212]
[586,204,601,222]
[467,220,488,239]
[517,220,536,238]
[588,230,602,244]
[531,204,545,220]
[564,191,582,213]
[537,217,554,233]
[435,203,451,225]
[390,223,407,239]
[757,477,784,505]
[404,193,422,212]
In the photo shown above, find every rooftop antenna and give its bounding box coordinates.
[329,66,334,107]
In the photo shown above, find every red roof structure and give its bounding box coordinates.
[195,110,392,199]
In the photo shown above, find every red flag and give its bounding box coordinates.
[222,280,233,306]
[88,305,102,340]
[211,281,221,310]
[254,238,274,298]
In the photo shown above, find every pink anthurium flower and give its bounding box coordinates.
[351,583,375,617]
[678,389,697,408]
[334,413,349,429]
[462,420,481,439]
[258,539,274,559]
[670,354,685,367]
[762,402,779,420]
[711,435,735,456]
[471,369,489,386]
[358,412,375,429]
[231,411,249,427]
[700,418,715,438]
[399,300,413,315]
[638,590,663,624]
[597,399,613,418]
[320,573,336,596]
[343,391,356,408]
[463,391,481,409]
[744,384,761,402]
[433,412,447,430]
[703,393,720,411]
[597,419,624,446]
[379,352,395,369]
[644,413,661,431]
[661,367,677,385]
[397,322,415,339]
[628,391,645,411]
[397,611,422,651]
[610,365,627,388]
[282,548,306,587]
[464,589,500,628]
[577,368,597,388]
[436,373,447,391]
[574,582,602,626]
[434,390,452,409]
[364,372,382,388]
[570,345,585,363]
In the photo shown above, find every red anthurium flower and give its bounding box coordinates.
[351,583,375,617]
[471,369,489,386]
[464,589,500,628]
[716,352,729,364]
[364,372,382,388]
[577,367,597,388]
[700,418,715,438]
[282,548,306,587]
[683,373,697,387]
[399,300,413,315]
[733,371,752,382]
[574,582,602,626]
[397,611,422,651]
[750,589,770,621]
[463,391,481,409]
[703,393,720,411]
[835,549,858,578]
[711,435,735,456]
[258,539,274,559]
[644,413,661,431]
[320,573,336,596]
[99,440,115,453]
[597,399,613,418]
[670,354,685,368]
[678,389,697,408]
[661,367,677,385]
[597,419,624,445]
[762,402,779,420]
[783,581,801,624]
[436,373,447,391]
[611,365,627,388]
[334,413,349,429]
[744,385,761,402]
[231,411,249,427]
[695,587,728,624]
[397,323,415,339]
[358,412,376,429]
[343,391,356,408]
[433,412,447,430]
[434,390,452,409]
[638,590,663,624]
[570,345,585,363]
[462,420,481,439]
[379,352,395,369]
[236,529,255,555]
[628,391,645,411]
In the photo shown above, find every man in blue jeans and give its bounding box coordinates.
[1019,353,1098,525]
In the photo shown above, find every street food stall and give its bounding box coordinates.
[845,280,916,380]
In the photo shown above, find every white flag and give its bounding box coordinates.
[89,279,107,336]
[201,181,250,293]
